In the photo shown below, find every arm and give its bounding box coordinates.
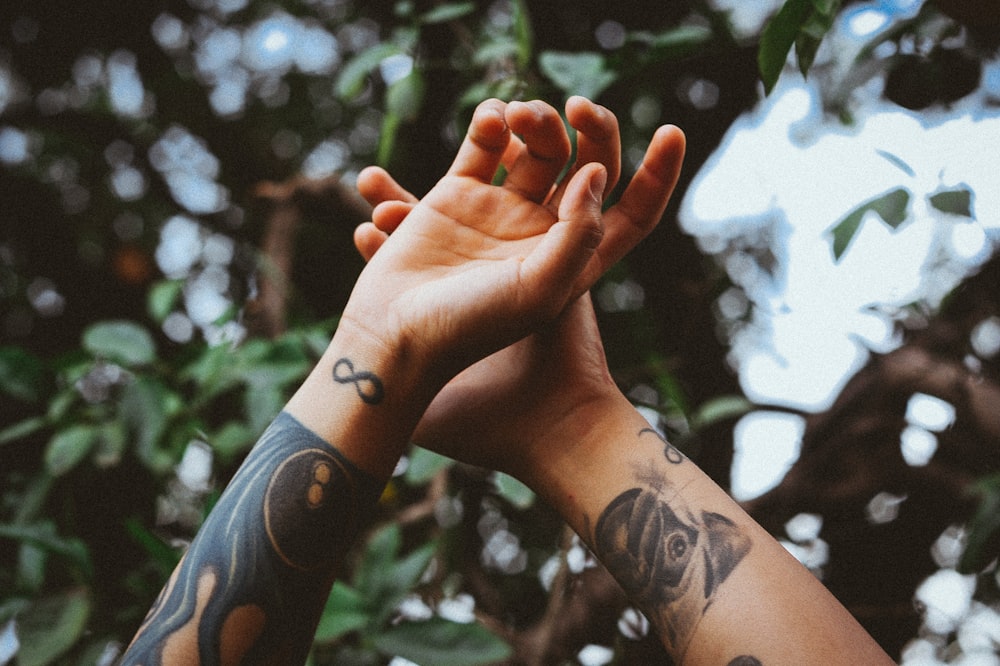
[120,97,607,665]
[418,297,893,665]
[358,103,893,664]
[519,331,893,665]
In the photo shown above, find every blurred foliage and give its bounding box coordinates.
[1,0,998,663]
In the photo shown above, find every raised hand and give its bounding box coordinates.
[354,96,685,474]
[342,98,618,389]
[352,98,894,666]
[356,96,685,302]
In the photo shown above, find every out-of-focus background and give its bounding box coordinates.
[1,1,999,663]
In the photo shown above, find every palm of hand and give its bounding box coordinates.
[349,163,603,381]
[352,96,685,475]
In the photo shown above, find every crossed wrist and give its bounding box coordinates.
[330,313,442,401]
[514,390,634,492]
[282,318,442,480]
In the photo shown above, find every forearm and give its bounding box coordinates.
[527,393,893,665]
[121,326,431,664]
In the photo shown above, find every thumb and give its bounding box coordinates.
[560,161,608,239]
[519,163,607,318]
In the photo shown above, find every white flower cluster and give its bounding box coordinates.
[902,527,1000,665]
[152,8,341,118]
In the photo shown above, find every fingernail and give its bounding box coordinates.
[590,166,607,201]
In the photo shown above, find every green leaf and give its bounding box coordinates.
[44,424,99,476]
[759,0,813,94]
[210,421,257,462]
[377,111,403,169]
[376,541,436,623]
[538,51,617,100]
[147,279,184,323]
[471,39,521,67]
[237,338,311,388]
[418,2,475,24]
[12,587,91,666]
[690,396,755,430]
[182,344,240,403]
[354,523,402,593]
[0,598,30,624]
[315,582,371,643]
[290,322,336,358]
[125,518,181,575]
[385,70,425,122]
[17,540,47,592]
[82,320,156,367]
[244,385,286,433]
[794,0,841,77]
[0,522,92,577]
[0,346,47,402]
[0,416,49,447]
[651,361,691,417]
[493,472,535,510]
[93,420,128,468]
[355,524,437,626]
[628,25,713,58]
[9,474,53,526]
[929,186,974,218]
[372,617,512,666]
[46,387,77,422]
[829,188,911,261]
[511,0,533,69]
[960,474,1000,573]
[405,446,453,486]
[120,376,181,472]
[335,43,402,100]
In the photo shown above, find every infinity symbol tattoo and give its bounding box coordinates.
[333,358,385,405]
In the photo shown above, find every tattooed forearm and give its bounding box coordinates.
[121,412,383,665]
[592,481,751,659]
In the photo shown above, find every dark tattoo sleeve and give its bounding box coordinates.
[592,460,751,658]
[120,411,384,665]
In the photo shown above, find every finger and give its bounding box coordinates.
[357,166,417,208]
[446,98,511,182]
[371,200,415,234]
[353,222,389,261]
[579,124,686,291]
[565,96,621,198]
[520,163,607,318]
[502,100,572,202]
[499,133,526,172]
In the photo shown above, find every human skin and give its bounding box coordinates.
[119,96,680,665]
[357,98,894,665]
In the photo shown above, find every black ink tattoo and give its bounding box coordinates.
[639,427,685,464]
[333,357,385,405]
[593,487,751,658]
[120,412,383,665]
[728,657,763,666]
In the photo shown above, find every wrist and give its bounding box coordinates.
[284,318,441,480]
[515,390,648,527]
